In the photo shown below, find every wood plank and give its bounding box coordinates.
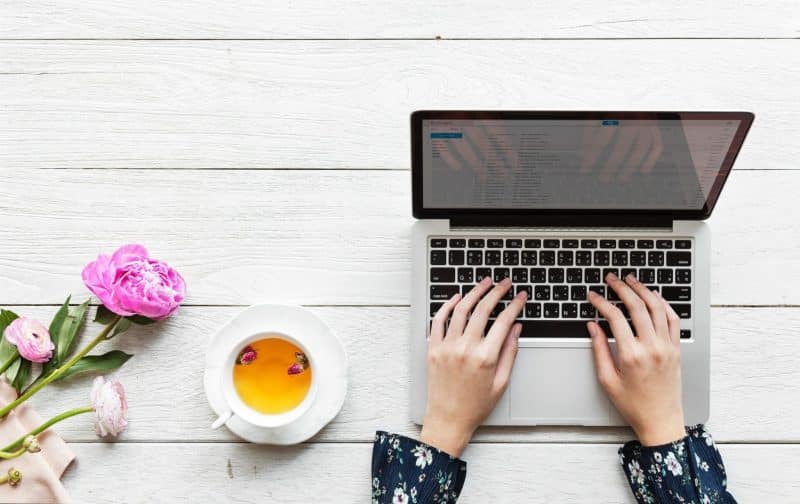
[11,306,800,443]
[0,40,796,169]
[0,169,797,306]
[59,442,800,502]
[2,1,798,39]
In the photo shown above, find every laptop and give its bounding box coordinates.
[410,111,754,426]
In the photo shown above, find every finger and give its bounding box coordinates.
[430,293,460,346]
[485,289,527,354]
[623,273,669,342]
[446,276,493,338]
[587,289,635,350]
[641,126,663,174]
[492,323,521,395]
[605,272,656,341]
[619,128,653,182]
[656,291,682,345]
[600,127,637,183]
[465,277,513,341]
[587,321,621,394]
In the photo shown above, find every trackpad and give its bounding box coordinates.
[509,348,617,424]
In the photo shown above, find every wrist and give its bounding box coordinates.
[419,421,472,458]
[635,416,686,447]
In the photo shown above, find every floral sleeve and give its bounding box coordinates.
[372,431,467,504]
[620,425,736,503]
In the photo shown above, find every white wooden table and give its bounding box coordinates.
[1,2,799,501]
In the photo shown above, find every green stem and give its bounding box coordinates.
[0,351,19,375]
[1,406,94,453]
[0,316,120,419]
[0,447,25,460]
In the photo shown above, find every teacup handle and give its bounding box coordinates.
[211,410,234,430]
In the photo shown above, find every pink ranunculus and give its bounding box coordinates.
[3,317,55,363]
[82,244,185,320]
[90,376,128,438]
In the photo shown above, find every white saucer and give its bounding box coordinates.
[203,304,348,444]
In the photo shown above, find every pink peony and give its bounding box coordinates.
[82,244,185,320]
[3,317,55,363]
[90,376,128,438]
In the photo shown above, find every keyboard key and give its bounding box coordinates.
[430,238,447,248]
[602,268,619,280]
[448,250,464,265]
[524,239,541,248]
[575,251,592,266]
[525,302,542,318]
[543,303,560,318]
[540,251,555,265]
[430,285,459,300]
[561,303,578,318]
[580,239,597,248]
[521,250,538,265]
[566,268,583,283]
[430,250,446,265]
[493,268,510,282]
[589,285,606,297]
[661,286,691,301]
[571,285,587,300]
[534,285,551,300]
[680,329,691,339]
[461,284,473,296]
[656,239,673,249]
[637,240,654,249]
[429,302,443,316]
[630,251,646,266]
[530,268,546,283]
[490,303,506,318]
[487,239,504,248]
[676,269,691,284]
[579,303,596,318]
[638,268,655,283]
[449,239,466,248]
[671,304,692,319]
[562,239,579,248]
[593,251,610,266]
[476,268,492,281]
[600,239,616,248]
[457,268,474,283]
[468,238,485,248]
[667,251,692,266]
[543,239,560,248]
[612,251,628,266]
[647,285,660,293]
[553,285,569,300]
[675,240,691,249]
[502,287,513,301]
[517,285,533,298]
[607,288,620,301]
[485,251,502,265]
[621,268,636,280]
[512,268,528,283]
[657,269,673,284]
[503,250,520,265]
[585,268,601,283]
[548,268,565,283]
[618,239,635,249]
[467,250,483,265]
[505,239,522,248]
[557,250,574,266]
[647,251,664,267]
[430,268,455,283]
[515,320,613,338]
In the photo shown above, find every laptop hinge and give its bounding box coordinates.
[449,213,674,228]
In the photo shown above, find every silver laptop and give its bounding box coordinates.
[410,111,754,426]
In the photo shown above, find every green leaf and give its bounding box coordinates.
[56,299,90,364]
[94,304,118,324]
[0,309,20,365]
[127,315,156,325]
[54,350,133,382]
[0,309,19,334]
[11,359,31,393]
[111,318,132,338]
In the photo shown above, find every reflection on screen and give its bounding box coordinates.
[421,118,740,210]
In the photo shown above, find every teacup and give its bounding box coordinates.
[211,331,318,430]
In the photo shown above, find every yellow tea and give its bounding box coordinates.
[232,337,312,414]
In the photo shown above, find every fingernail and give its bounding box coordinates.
[516,290,528,300]
[654,290,662,298]
[586,321,596,337]
[606,272,618,281]
[501,277,512,285]
[587,290,597,299]
[480,276,491,285]
[625,273,637,283]
[451,293,461,301]
[513,324,522,339]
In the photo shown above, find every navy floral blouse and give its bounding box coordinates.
[371,425,735,503]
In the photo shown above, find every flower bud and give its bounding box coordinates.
[22,435,40,453]
[6,468,21,486]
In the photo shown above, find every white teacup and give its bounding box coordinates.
[211,331,318,430]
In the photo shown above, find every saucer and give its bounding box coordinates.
[203,304,348,444]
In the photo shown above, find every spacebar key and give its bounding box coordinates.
[515,320,613,338]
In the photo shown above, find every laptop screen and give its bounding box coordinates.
[413,112,753,217]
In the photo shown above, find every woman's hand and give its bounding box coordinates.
[587,272,686,446]
[420,277,527,457]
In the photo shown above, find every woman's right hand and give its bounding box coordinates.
[587,272,687,446]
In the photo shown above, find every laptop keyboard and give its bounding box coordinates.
[428,237,693,339]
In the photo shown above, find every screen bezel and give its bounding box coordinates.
[411,110,754,221]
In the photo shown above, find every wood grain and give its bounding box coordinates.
[2,1,798,39]
[7,305,797,444]
[0,40,796,169]
[59,442,800,503]
[0,169,797,306]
